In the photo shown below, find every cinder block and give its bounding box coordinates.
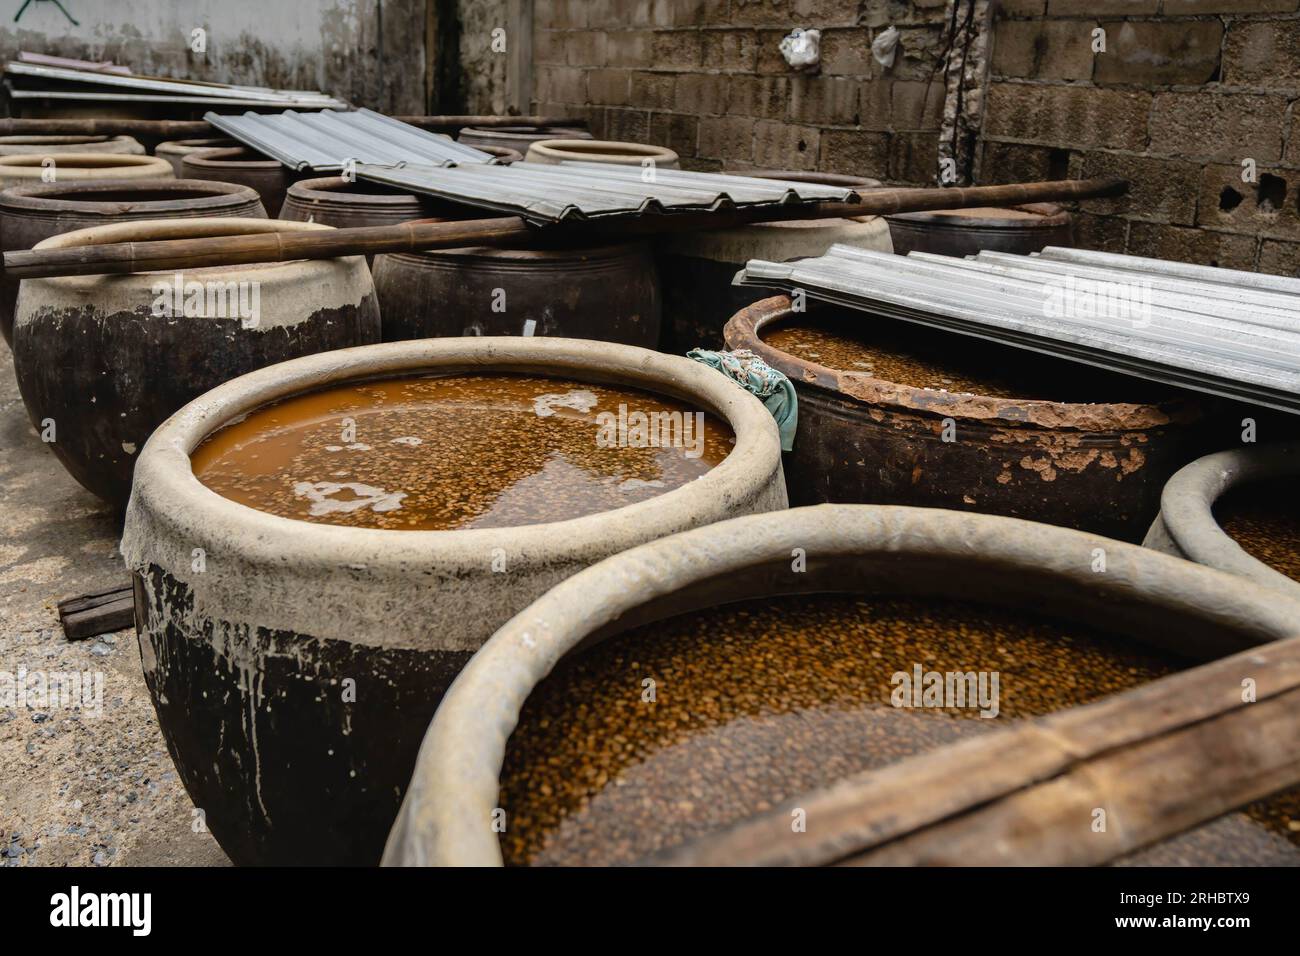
[1048,0,1157,13]
[1163,0,1296,14]
[1258,239,1300,278]
[983,83,1151,151]
[787,75,861,126]
[729,0,796,28]
[565,30,608,66]
[1150,93,1286,163]
[534,30,565,66]
[820,28,874,75]
[587,69,632,106]
[652,29,705,68]
[754,119,821,170]
[992,19,1097,82]
[891,79,946,130]
[889,131,941,184]
[536,66,585,105]
[673,73,729,114]
[1095,21,1223,86]
[791,0,863,26]
[978,140,1071,184]
[1198,162,1300,241]
[1126,221,1257,270]
[699,115,754,160]
[603,107,652,142]
[702,29,759,71]
[1223,19,1300,88]
[1078,151,1200,224]
[630,71,677,110]
[649,111,700,156]
[821,129,891,179]
[1073,213,1128,254]
[726,75,790,120]
[604,31,654,67]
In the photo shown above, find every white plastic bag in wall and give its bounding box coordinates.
[872,26,900,69]
[780,28,821,70]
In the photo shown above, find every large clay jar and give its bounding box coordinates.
[656,170,888,353]
[524,138,680,169]
[1144,442,1300,601]
[0,178,266,346]
[12,218,379,509]
[724,295,1205,542]
[180,146,295,217]
[153,137,239,176]
[383,504,1300,866]
[457,125,591,152]
[886,203,1073,258]
[0,153,173,189]
[120,336,788,866]
[279,176,447,229]
[372,228,662,347]
[0,135,145,156]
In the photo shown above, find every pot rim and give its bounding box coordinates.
[1149,442,1300,598]
[886,202,1071,229]
[286,175,427,207]
[381,501,1300,866]
[0,177,261,215]
[123,335,783,580]
[154,137,239,153]
[526,139,679,165]
[0,134,116,145]
[723,294,1195,430]
[180,146,283,170]
[459,125,590,139]
[0,152,171,174]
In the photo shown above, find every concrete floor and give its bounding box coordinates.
[0,339,229,867]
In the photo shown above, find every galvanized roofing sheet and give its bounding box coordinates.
[735,244,1300,414]
[353,160,859,223]
[4,61,345,108]
[205,109,494,172]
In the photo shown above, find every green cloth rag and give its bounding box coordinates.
[687,348,798,452]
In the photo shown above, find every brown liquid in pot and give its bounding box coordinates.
[498,593,1183,866]
[192,373,732,530]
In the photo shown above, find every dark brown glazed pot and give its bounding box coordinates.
[0,178,266,345]
[372,227,661,347]
[12,218,379,509]
[279,176,447,229]
[886,202,1073,257]
[457,125,592,151]
[180,146,297,217]
[656,169,889,354]
[724,295,1206,542]
[154,137,238,176]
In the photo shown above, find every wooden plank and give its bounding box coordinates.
[58,585,134,641]
[648,635,1300,866]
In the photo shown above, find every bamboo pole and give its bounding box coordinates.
[0,115,589,138]
[2,177,1127,281]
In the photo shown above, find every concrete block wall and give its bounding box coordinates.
[981,1,1300,272]
[530,0,952,183]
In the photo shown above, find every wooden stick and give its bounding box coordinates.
[2,177,1126,280]
[0,115,589,138]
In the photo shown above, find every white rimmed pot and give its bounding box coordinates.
[383,503,1300,866]
[523,138,680,168]
[12,217,379,509]
[1144,442,1300,600]
[0,134,145,155]
[120,336,788,866]
[0,152,173,188]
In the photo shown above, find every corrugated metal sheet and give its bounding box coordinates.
[206,109,494,172]
[4,61,345,108]
[353,160,859,222]
[735,244,1300,413]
